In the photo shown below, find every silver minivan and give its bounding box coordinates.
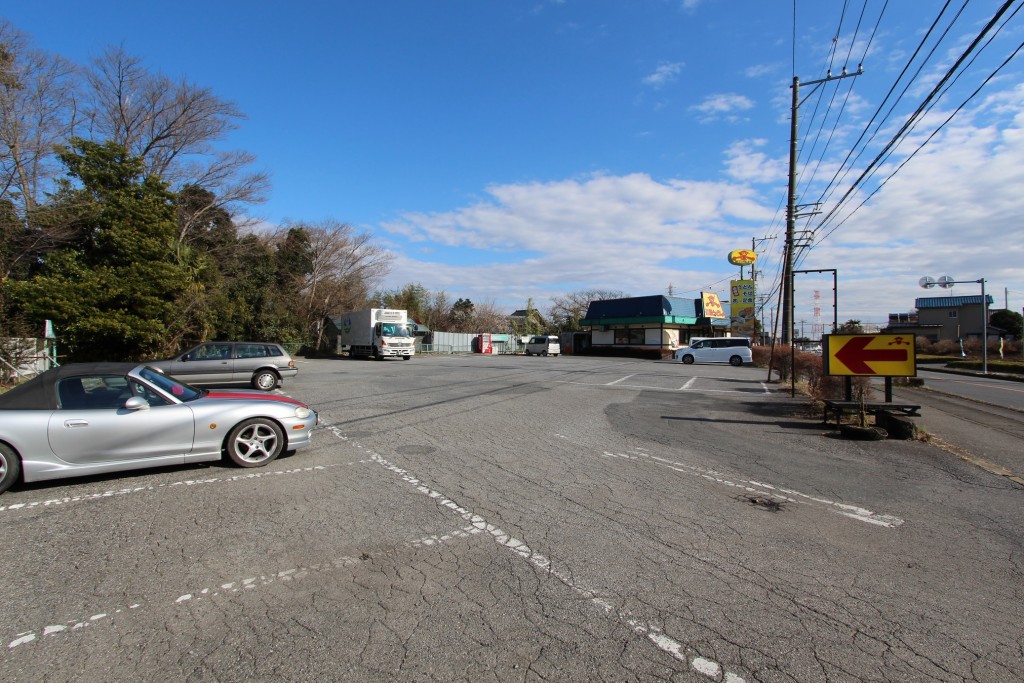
[525,335,561,356]
[674,337,752,366]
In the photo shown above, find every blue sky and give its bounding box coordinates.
[5,1,1024,332]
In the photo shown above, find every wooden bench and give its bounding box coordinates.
[822,400,921,426]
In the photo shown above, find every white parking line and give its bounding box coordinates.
[651,453,903,527]
[362,448,748,682]
[554,436,905,529]
[6,557,366,650]
[551,378,777,394]
[0,464,346,515]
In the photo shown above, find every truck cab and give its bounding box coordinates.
[374,321,415,360]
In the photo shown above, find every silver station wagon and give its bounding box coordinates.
[148,342,298,391]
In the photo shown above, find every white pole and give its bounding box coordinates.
[981,279,988,375]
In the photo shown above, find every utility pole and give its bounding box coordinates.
[783,67,861,344]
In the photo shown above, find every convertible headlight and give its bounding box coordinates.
[294,406,312,419]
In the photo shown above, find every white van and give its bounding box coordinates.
[674,337,752,366]
[525,335,561,356]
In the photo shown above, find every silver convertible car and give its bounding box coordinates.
[0,362,318,495]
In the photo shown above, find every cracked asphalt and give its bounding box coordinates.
[1,355,1021,682]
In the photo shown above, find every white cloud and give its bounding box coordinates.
[379,173,772,307]
[791,99,1024,322]
[724,139,787,184]
[744,63,779,78]
[642,62,684,88]
[374,88,1024,323]
[691,93,756,123]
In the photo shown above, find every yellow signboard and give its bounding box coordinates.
[824,334,917,377]
[728,249,757,266]
[730,279,756,337]
[700,292,726,319]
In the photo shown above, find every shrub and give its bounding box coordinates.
[753,343,873,401]
[932,339,962,356]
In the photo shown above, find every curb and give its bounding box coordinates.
[917,365,1024,383]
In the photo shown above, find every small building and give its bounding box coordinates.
[884,295,995,342]
[579,295,729,357]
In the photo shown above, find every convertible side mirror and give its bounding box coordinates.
[124,396,150,411]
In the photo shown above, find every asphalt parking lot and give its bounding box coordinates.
[2,355,1022,682]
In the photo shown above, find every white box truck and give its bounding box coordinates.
[337,308,416,360]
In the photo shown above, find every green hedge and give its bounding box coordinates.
[945,359,1024,375]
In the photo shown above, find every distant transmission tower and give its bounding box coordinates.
[812,290,822,340]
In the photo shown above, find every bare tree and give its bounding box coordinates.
[0,22,79,213]
[421,290,453,331]
[548,289,627,332]
[0,22,81,262]
[469,299,510,333]
[83,46,268,243]
[275,220,393,349]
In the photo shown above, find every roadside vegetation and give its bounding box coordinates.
[916,336,1024,375]
[0,22,555,370]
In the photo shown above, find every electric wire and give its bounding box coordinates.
[752,2,1018,320]
[813,32,1024,245]
[797,0,884,204]
[809,0,1021,245]
[808,0,968,235]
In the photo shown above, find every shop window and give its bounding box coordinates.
[613,329,646,344]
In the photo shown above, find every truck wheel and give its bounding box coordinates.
[403,355,411,360]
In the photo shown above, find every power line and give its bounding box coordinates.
[814,32,1024,244]
[810,0,1021,242]
[809,0,966,233]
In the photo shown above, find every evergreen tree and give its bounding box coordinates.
[6,139,191,361]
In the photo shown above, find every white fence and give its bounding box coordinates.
[1,337,58,384]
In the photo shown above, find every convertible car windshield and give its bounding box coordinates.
[139,367,204,402]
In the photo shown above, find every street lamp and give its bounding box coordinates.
[919,275,989,375]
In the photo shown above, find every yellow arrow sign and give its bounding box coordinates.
[825,334,917,376]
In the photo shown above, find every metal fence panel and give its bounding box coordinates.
[424,332,477,354]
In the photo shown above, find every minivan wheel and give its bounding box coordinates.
[681,354,695,365]
[729,355,743,367]
[252,370,278,391]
